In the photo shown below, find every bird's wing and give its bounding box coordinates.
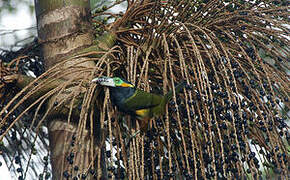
[123,89,163,110]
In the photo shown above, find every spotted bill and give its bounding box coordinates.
[91,76,110,83]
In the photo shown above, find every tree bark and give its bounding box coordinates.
[34,0,102,179]
[35,0,95,68]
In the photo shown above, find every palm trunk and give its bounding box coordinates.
[34,0,105,179]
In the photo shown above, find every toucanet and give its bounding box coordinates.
[92,76,185,132]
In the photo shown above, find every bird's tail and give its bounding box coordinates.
[164,81,186,103]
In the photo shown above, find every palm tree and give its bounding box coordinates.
[0,0,289,179]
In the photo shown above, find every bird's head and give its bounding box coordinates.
[92,76,134,88]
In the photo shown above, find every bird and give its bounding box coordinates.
[92,76,186,132]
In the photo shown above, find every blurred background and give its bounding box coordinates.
[0,0,36,51]
[0,1,126,179]
[0,0,288,179]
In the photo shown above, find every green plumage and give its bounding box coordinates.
[123,90,163,114]
[123,81,186,117]
[92,76,186,131]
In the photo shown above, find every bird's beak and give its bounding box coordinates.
[92,76,115,87]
